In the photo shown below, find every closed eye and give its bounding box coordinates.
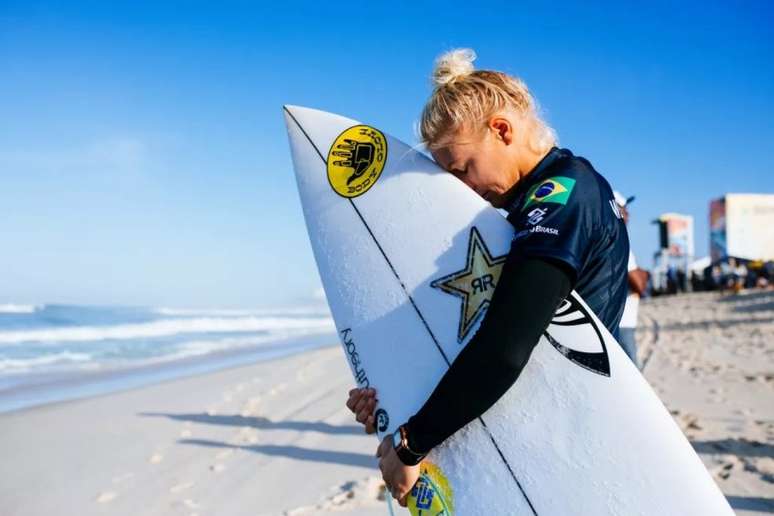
[449,162,467,177]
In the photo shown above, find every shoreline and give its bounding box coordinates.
[0,331,336,414]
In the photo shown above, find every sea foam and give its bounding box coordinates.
[0,316,335,345]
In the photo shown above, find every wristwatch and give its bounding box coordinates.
[391,425,425,466]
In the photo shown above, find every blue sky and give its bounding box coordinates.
[1,1,772,307]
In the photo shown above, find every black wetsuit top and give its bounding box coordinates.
[506,147,629,333]
[404,147,629,455]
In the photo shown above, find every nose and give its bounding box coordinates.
[458,175,476,190]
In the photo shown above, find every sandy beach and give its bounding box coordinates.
[0,345,388,516]
[637,290,774,514]
[1,290,772,515]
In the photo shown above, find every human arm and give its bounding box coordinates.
[628,269,649,296]
[403,255,572,454]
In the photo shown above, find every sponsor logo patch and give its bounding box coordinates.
[526,207,548,225]
[431,227,507,343]
[327,125,387,198]
[408,462,454,516]
[374,408,389,433]
[530,225,559,236]
[522,176,576,210]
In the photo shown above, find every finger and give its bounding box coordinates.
[353,395,369,415]
[356,401,376,425]
[399,493,408,507]
[365,414,376,434]
[345,390,362,411]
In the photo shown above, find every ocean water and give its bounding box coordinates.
[0,303,335,412]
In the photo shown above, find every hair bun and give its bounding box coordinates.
[432,48,476,87]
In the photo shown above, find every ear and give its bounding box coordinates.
[488,116,513,145]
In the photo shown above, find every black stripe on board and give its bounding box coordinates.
[346,201,452,366]
[283,106,538,515]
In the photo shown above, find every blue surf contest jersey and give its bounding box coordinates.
[505,147,629,334]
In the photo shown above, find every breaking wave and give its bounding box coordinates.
[0,316,334,345]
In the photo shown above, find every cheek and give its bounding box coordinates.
[473,157,501,185]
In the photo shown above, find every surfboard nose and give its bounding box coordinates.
[283,105,323,123]
[282,104,304,129]
[283,105,363,161]
[282,104,302,121]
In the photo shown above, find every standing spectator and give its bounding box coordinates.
[734,261,748,292]
[615,191,649,368]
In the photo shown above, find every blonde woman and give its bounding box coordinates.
[346,49,630,505]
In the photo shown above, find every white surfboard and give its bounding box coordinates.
[283,105,732,515]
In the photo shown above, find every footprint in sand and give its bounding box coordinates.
[713,456,743,481]
[283,476,386,514]
[209,463,226,473]
[112,473,134,484]
[96,491,117,503]
[269,383,288,396]
[170,482,194,494]
[149,453,164,464]
[216,449,234,460]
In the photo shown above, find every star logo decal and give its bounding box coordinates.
[431,227,507,343]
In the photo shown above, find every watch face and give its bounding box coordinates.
[392,429,402,449]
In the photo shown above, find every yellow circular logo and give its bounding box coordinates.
[327,125,387,198]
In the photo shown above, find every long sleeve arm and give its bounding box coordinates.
[404,255,572,454]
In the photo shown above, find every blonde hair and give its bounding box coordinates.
[420,48,557,152]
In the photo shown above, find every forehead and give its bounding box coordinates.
[430,142,472,170]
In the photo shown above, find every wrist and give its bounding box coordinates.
[392,424,425,466]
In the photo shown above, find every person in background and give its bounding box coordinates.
[734,260,748,292]
[614,191,648,368]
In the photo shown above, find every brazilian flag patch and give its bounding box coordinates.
[522,176,576,210]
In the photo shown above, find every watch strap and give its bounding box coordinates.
[394,425,425,466]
